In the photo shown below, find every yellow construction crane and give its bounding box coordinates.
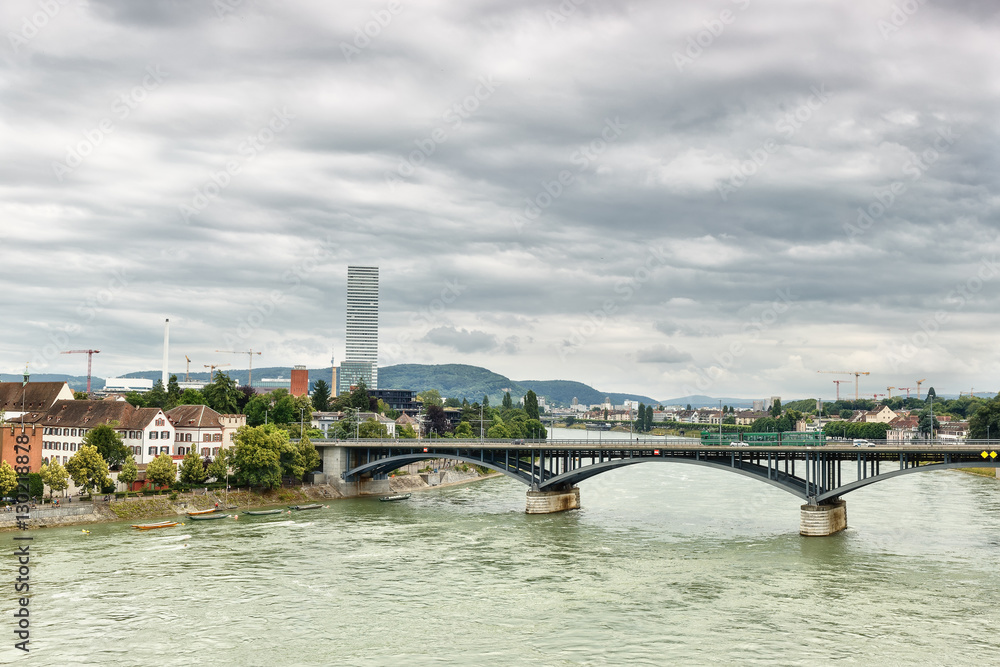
[185,355,192,382]
[215,349,262,387]
[817,370,871,401]
[886,386,895,398]
[915,378,927,400]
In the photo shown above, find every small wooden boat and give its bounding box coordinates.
[132,521,180,530]
[245,509,284,516]
[189,513,231,521]
[379,493,411,502]
[186,509,219,516]
[288,504,323,511]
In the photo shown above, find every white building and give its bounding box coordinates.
[103,377,154,394]
[343,265,379,391]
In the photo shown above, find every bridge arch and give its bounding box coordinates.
[344,453,531,487]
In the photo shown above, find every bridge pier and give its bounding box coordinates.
[322,445,391,498]
[799,499,847,536]
[526,487,580,514]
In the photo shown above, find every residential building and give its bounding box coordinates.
[344,265,379,389]
[0,381,74,420]
[166,406,246,459]
[369,389,419,415]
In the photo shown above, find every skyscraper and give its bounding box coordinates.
[342,265,379,393]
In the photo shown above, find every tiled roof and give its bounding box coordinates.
[166,405,222,428]
[41,400,134,427]
[0,382,71,413]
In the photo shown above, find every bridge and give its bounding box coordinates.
[314,439,1000,536]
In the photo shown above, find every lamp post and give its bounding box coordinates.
[300,407,304,439]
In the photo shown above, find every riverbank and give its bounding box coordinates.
[0,467,499,532]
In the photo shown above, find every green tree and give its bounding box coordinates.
[81,423,131,470]
[358,418,389,438]
[524,391,539,420]
[146,380,168,409]
[202,371,240,414]
[298,434,321,476]
[179,451,207,485]
[425,405,450,436]
[311,379,331,412]
[124,391,146,408]
[229,425,286,489]
[417,388,443,408]
[454,421,474,438]
[0,460,17,497]
[177,388,206,405]
[244,393,271,427]
[145,453,177,489]
[482,394,490,408]
[444,397,462,408]
[350,379,372,410]
[769,399,782,418]
[117,458,138,493]
[269,389,297,424]
[637,403,646,432]
[487,422,511,438]
[73,391,89,400]
[525,419,546,439]
[918,410,940,438]
[65,444,111,495]
[207,452,229,483]
[40,460,70,497]
[502,392,513,410]
[167,374,182,409]
[645,405,654,431]
[969,394,1000,440]
[398,424,418,439]
[926,387,937,401]
[564,415,576,427]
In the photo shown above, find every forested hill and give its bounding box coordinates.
[378,364,657,407]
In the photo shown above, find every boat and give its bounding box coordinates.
[245,509,284,516]
[379,493,411,502]
[288,504,324,511]
[189,513,231,521]
[186,509,219,516]
[132,521,180,530]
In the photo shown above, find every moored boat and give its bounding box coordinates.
[245,509,284,516]
[132,521,180,530]
[189,513,231,521]
[186,509,219,516]
[288,504,323,511]
[379,493,411,502]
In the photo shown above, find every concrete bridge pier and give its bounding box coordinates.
[526,486,580,514]
[322,445,390,498]
[800,499,847,536]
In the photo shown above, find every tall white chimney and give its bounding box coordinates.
[162,318,170,387]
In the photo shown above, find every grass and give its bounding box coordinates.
[956,468,999,478]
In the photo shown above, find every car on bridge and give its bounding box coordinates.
[852,439,875,447]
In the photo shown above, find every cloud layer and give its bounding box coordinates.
[2,0,998,400]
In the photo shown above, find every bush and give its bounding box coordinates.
[169,492,178,501]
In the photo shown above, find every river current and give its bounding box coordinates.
[4,427,999,665]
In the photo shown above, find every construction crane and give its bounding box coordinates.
[872,393,885,401]
[215,349,262,386]
[886,386,896,398]
[832,380,851,401]
[184,355,192,382]
[915,378,927,400]
[818,370,871,401]
[960,389,977,398]
[61,349,101,394]
[204,363,231,381]
[897,387,913,399]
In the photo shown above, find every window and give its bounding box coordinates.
[63,443,69,451]
[229,433,235,441]
[176,446,185,456]
[71,429,77,437]
[185,433,191,442]
[213,448,220,456]
[161,431,169,439]
[148,446,156,455]
[150,431,158,439]
[160,446,169,454]
[155,418,164,426]
[204,434,212,442]
[201,448,210,457]
[213,434,222,442]
[62,456,67,464]
[71,443,77,452]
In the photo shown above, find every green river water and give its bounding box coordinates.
[4,428,999,665]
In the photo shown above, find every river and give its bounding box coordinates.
[4,427,999,665]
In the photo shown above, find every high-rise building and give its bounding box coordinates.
[343,265,379,392]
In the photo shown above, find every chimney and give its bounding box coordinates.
[162,318,170,387]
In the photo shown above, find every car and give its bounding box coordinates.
[730,441,749,447]
[852,439,874,447]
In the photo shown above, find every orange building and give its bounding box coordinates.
[290,365,309,397]
[0,423,44,474]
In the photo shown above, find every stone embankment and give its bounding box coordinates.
[1,466,498,532]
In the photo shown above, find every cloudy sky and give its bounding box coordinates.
[2,0,998,401]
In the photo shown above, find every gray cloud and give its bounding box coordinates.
[1,0,998,398]
[635,345,693,364]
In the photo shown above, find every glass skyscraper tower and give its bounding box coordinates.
[342,265,379,393]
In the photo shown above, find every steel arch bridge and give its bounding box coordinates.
[324,439,1000,505]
